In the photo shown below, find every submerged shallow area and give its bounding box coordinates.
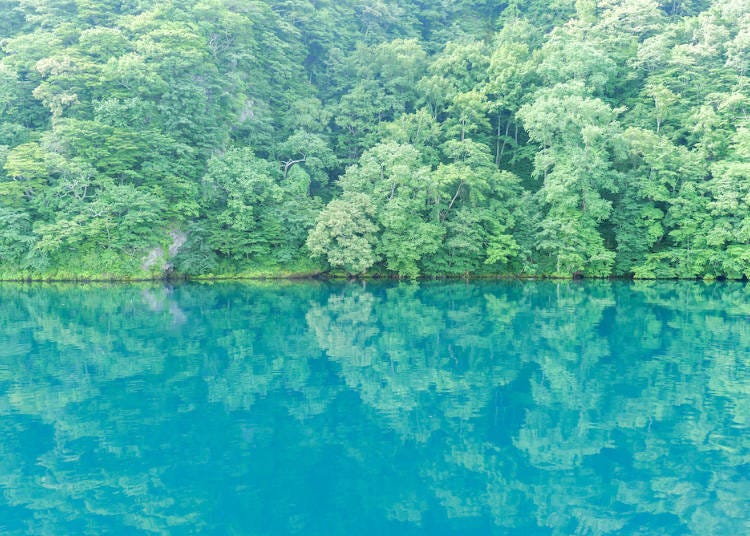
[0,281,747,534]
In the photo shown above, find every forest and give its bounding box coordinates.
[0,0,748,279]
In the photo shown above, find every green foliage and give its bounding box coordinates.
[0,0,747,279]
[306,192,380,275]
[518,83,621,276]
[33,183,167,262]
[379,200,442,278]
[0,206,34,264]
[171,222,218,276]
[201,147,321,267]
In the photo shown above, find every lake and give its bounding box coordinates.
[0,281,747,534]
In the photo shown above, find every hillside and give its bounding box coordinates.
[1,0,748,279]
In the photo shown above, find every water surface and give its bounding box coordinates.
[0,281,748,534]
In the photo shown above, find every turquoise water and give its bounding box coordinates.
[0,281,747,535]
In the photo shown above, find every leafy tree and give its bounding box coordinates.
[0,206,34,265]
[306,192,380,275]
[518,83,621,275]
[202,147,317,266]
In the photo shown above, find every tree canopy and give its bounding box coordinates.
[0,0,748,279]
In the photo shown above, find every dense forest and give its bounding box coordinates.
[0,0,748,279]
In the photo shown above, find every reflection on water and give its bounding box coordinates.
[0,281,748,535]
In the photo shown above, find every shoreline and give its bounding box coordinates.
[0,272,744,283]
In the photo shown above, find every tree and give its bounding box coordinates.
[518,83,621,275]
[202,147,294,264]
[306,192,380,274]
[325,141,441,277]
[0,206,35,266]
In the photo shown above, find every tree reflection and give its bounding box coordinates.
[0,281,747,534]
